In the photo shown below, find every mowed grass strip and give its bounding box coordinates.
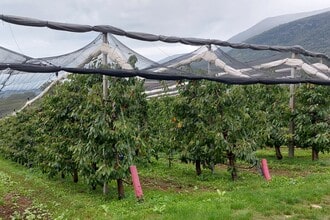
[0,148,329,219]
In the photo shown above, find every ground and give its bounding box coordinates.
[0,193,31,219]
[0,148,329,219]
[0,193,50,220]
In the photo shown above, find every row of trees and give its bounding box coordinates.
[0,74,147,199]
[0,72,329,199]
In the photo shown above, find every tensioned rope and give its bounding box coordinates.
[1,63,330,85]
[0,14,329,60]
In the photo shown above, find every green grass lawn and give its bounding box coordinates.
[0,148,329,219]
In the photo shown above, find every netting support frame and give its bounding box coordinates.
[288,52,296,158]
[102,33,109,101]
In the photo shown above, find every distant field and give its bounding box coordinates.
[0,92,36,118]
[0,148,329,219]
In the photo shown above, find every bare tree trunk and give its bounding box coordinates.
[312,147,319,161]
[91,162,97,190]
[288,119,295,158]
[227,151,237,181]
[103,182,109,195]
[168,150,173,168]
[195,160,202,176]
[210,163,215,174]
[73,168,78,183]
[275,145,283,160]
[117,179,125,200]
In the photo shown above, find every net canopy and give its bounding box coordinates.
[0,33,158,92]
[0,14,329,112]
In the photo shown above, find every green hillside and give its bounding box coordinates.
[229,11,330,64]
[0,92,36,118]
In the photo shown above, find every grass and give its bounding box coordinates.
[0,147,329,219]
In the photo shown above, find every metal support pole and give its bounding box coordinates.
[207,44,211,74]
[102,33,109,195]
[102,33,109,100]
[288,53,296,158]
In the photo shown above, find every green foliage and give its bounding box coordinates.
[171,81,266,177]
[0,110,38,167]
[36,76,86,179]
[295,84,330,156]
[0,73,148,196]
[0,63,329,199]
[173,81,226,168]
[128,55,138,70]
[258,85,291,148]
[147,95,178,163]
[73,76,147,185]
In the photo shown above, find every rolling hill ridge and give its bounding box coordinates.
[228,11,330,64]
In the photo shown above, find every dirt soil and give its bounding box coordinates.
[0,193,51,220]
[0,193,32,220]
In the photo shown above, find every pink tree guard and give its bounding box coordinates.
[130,165,143,200]
[261,159,271,181]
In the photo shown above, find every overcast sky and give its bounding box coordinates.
[1,0,330,61]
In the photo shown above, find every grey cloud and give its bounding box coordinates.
[0,0,329,59]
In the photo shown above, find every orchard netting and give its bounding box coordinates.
[0,14,329,116]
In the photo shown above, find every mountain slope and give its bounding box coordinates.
[228,11,330,64]
[227,8,330,44]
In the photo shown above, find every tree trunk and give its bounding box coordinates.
[312,147,319,161]
[210,163,215,174]
[195,160,202,176]
[168,151,173,168]
[275,145,283,160]
[288,119,295,158]
[91,163,97,190]
[117,179,125,200]
[103,182,109,195]
[73,168,78,183]
[227,151,237,181]
[92,162,97,171]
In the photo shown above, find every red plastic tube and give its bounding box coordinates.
[130,165,143,200]
[261,159,271,181]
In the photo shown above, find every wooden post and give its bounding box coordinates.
[288,53,296,158]
[102,32,109,195]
